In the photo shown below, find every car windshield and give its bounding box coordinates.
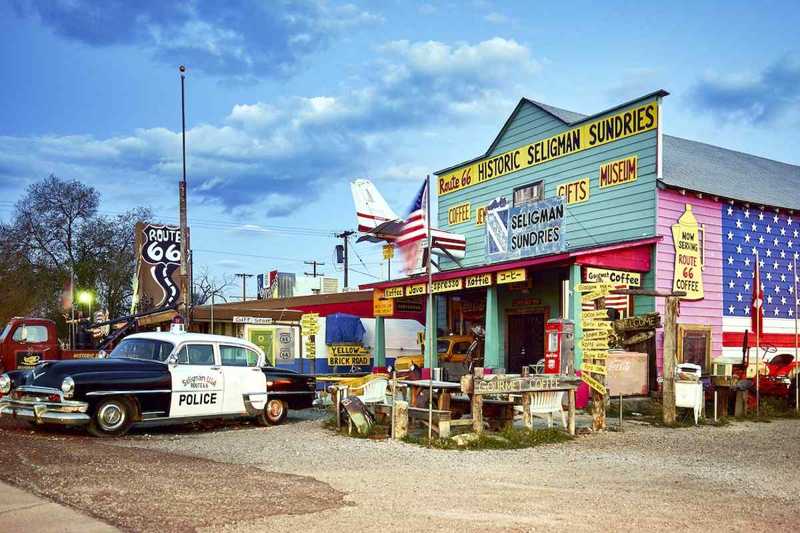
[0,323,10,342]
[110,338,174,362]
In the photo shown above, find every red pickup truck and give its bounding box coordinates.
[0,318,98,373]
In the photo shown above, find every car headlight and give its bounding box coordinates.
[61,376,75,399]
[0,374,10,394]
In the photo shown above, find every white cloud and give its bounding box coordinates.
[0,37,542,215]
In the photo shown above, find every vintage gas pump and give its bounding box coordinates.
[544,319,575,375]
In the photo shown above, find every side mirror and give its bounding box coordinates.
[167,354,179,366]
[19,326,28,343]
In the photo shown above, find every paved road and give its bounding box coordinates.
[0,480,118,533]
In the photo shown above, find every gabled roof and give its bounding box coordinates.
[434,91,800,210]
[437,90,668,175]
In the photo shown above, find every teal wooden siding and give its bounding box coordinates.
[437,98,659,270]
[633,247,657,315]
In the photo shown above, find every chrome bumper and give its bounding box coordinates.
[0,392,90,426]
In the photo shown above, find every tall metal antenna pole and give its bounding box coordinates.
[178,65,191,325]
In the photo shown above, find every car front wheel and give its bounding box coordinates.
[257,398,288,426]
[88,397,134,437]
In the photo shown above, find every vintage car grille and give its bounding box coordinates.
[11,386,63,403]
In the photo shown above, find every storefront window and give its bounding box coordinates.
[513,181,544,205]
[677,324,712,372]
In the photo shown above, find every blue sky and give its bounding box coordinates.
[1,0,798,297]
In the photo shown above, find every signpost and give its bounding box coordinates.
[576,282,610,430]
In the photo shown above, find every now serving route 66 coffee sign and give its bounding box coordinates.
[133,222,184,311]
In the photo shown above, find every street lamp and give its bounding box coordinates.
[77,290,93,318]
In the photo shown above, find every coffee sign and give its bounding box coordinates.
[672,204,704,300]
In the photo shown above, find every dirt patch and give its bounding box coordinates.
[0,420,346,532]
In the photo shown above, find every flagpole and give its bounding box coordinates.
[795,256,799,413]
[756,250,761,417]
[425,174,434,443]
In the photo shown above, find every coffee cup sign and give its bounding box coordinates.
[671,204,704,300]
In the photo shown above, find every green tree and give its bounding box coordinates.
[1,175,151,336]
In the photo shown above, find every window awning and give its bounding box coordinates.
[361,236,660,291]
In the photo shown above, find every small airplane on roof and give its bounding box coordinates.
[350,179,466,272]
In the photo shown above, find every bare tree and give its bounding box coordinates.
[192,267,235,306]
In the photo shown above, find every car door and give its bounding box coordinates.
[169,343,224,418]
[219,344,267,414]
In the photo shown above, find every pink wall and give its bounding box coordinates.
[655,189,723,374]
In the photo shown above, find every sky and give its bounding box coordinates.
[1,0,798,299]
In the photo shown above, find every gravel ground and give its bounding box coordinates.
[0,418,346,532]
[111,410,800,532]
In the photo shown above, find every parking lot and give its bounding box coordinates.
[1,412,798,532]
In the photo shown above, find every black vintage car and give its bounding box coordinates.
[0,328,315,436]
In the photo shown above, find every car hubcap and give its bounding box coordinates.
[268,400,283,419]
[98,403,125,431]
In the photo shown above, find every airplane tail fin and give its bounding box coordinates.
[351,179,399,233]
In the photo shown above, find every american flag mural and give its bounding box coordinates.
[722,203,800,348]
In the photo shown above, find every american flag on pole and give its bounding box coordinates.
[396,178,429,272]
[752,252,763,337]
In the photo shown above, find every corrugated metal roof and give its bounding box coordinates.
[524,99,588,124]
[661,135,800,210]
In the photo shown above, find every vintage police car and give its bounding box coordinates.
[0,325,315,436]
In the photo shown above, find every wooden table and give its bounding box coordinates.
[399,379,463,410]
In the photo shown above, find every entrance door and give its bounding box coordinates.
[507,313,545,373]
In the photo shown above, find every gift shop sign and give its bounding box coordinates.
[671,204,704,300]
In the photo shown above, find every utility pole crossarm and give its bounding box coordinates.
[234,273,254,302]
[304,260,325,278]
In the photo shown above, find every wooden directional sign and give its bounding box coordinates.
[582,320,612,331]
[581,363,607,376]
[581,373,607,395]
[575,282,615,293]
[583,350,609,360]
[621,330,656,345]
[582,288,610,302]
[582,309,610,321]
[583,330,609,341]
[580,339,608,350]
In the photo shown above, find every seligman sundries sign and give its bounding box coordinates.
[487,197,566,262]
[437,101,659,196]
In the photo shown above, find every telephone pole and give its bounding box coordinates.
[304,260,325,277]
[178,65,191,324]
[235,273,254,302]
[335,231,355,289]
